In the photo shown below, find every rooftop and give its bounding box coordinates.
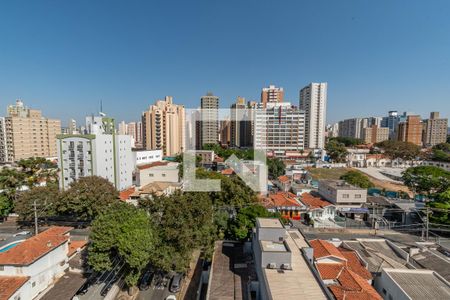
[300,193,334,209]
[310,239,346,261]
[0,226,72,266]
[267,192,302,208]
[410,246,450,281]
[260,240,287,252]
[383,268,450,300]
[320,180,365,190]
[343,239,408,273]
[136,161,172,170]
[263,229,327,300]
[256,218,283,229]
[277,175,290,183]
[0,276,29,300]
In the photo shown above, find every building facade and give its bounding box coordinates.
[199,92,219,146]
[396,115,422,146]
[230,97,253,148]
[1,100,61,163]
[261,85,284,108]
[142,96,185,156]
[254,102,305,158]
[299,82,327,149]
[363,125,390,144]
[57,115,133,191]
[422,112,448,147]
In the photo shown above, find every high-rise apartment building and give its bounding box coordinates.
[422,112,448,147]
[0,118,7,163]
[117,121,144,148]
[362,125,390,144]
[230,97,253,148]
[57,115,133,191]
[142,96,185,156]
[254,102,305,158]
[0,100,61,163]
[396,115,422,146]
[299,82,327,149]
[68,119,78,134]
[219,119,231,145]
[199,92,219,146]
[261,85,284,108]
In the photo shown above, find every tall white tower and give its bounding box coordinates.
[299,82,327,149]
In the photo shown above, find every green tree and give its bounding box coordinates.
[340,171,375,189]
[229,204,280,240]
[140,191,215,272]
[88,202,155,288]
[0,167,26,202]
[267,158,285,179]
[427,189,450,225]
[15,186,59,221]
[329,137,363,146]
[58,176,119,221]
[325,140,348,163]
[402,166,450,196]
[375,140,420,160]
[17,157,58,187]
[0,194,13,218]
[431,143,450,162]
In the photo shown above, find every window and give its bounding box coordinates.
[355,194,361,198]
[342,194,349,198]
[149,174,154,177]
[32,281,36,287]
[382,289,387,295]
[162,174,166,177]
[0,266,3,271]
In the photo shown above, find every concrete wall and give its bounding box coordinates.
[256,227,286,243]
[132,149,163,167]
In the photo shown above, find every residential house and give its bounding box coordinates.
[275,175,291,192]
[264,192,304,220]
[299,193,336,228]
[0,227,85,300]
[310,239,381,300]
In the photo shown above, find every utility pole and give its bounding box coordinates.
[33,199,38,236]
[425,206,430,241]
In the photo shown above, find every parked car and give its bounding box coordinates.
[169,273,183,293]
[139,269,154,291]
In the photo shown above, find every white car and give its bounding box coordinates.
[165,295,176,300]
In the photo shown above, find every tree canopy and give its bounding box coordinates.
[375,140,421,160]
[402,166,450,196]
[430,143,450,162]
[325,140,348,163]
[58,176,119,221]
[15,185,59,221]
[340,171,374,189]
[267,157,285,179]
[329,137,363,147]
[88,202,155,287]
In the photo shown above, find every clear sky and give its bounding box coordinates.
[1,0,449,126]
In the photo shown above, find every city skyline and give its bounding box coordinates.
[1,0,450,125]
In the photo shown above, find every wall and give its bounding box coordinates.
[136,163,179,187]
[374,270,409,300]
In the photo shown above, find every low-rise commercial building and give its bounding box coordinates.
[318,180,367,209]
[299,193,336,228]
[132,149,163,167]
[252,218,328,300]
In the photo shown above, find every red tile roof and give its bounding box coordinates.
[0,226,72,266]
[0,276,29,300]
[366,154,388,160]
[136,161,169,170]
[316,263,343,280]
[300,193,334,209]
[119,186,136,201]
[277,175,290,183]
[221,168,234,175]
[328,269,382,300]
[267,192,301,208]
[68,240,88,257]
[310,239,346,261]
[339,247,372,280]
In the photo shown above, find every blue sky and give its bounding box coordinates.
[0,0,449,126]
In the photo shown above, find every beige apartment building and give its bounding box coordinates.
[396,115,422,146]
[142,96,185,157]
[1,100,61,162]
[422,112,448,147]
[261,84,284,108]
[363,124,389,144]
